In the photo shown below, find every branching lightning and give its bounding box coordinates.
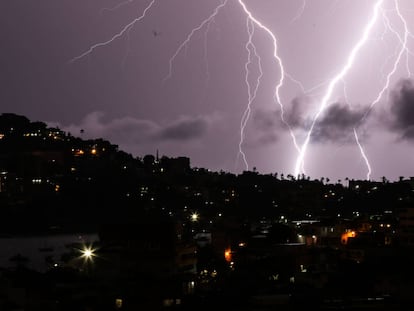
[366,0,411,114]
[163,0,228,82]
[353,128,372,180]
[69,0,156,63]
[294,0,384,178]
[238,17,263,171]
[238,0,301,159]
[163,0,301,171]
[70,0,414,180]
[353,0,413,180]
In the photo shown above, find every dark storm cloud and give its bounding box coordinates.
[287,97,307,128]
[249,97,310,146]
[53,112,157,143]
[51,112,211,145]
[311,103,365,143]
[252,96,309,132]
[155,117,208,141]
[389,79,414,140]
[251,109,279,145]
[253,109,279,131]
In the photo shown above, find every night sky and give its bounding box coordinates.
[1,0,414,182]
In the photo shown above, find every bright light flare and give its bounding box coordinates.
[191,212,199,222]
[80,246,96,261]
[294,0,384,177]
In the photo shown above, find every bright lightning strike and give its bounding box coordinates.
[365,0,410,115]
[352,0,413,180]
[238,0,301,160]
[238,17,263,171]
[291,0,307,24]
[294,0,384,178]
[353,128,371,180]
[70,1,414,180]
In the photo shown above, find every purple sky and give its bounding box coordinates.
[1,0,414,182]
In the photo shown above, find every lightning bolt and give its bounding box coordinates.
[339,76,371,180]
[163,0,228,82]
[238,17,263,171]
[238,0,301,162]
[353,128,372,180]
[365,0,411,115]
[70,0,414,180]
[69,0,156,63]
[291,0,307,24]
[294,0,384,178]
[352,0,413,180]
[339,77,372,180]
[164,0,300,171]
[100,0,135,15]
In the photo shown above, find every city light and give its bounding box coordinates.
[224,248,232,262]
[191,212,199,222]
[80,246,96,262]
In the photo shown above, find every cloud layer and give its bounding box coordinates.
[311,103,366,143]
[49,111,215,147]
[389,79,414,140]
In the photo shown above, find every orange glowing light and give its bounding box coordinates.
[341,230,356,244]
[224,248,232,262]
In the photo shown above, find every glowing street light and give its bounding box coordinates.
[191,212,199,222]
[80,246,96,262]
